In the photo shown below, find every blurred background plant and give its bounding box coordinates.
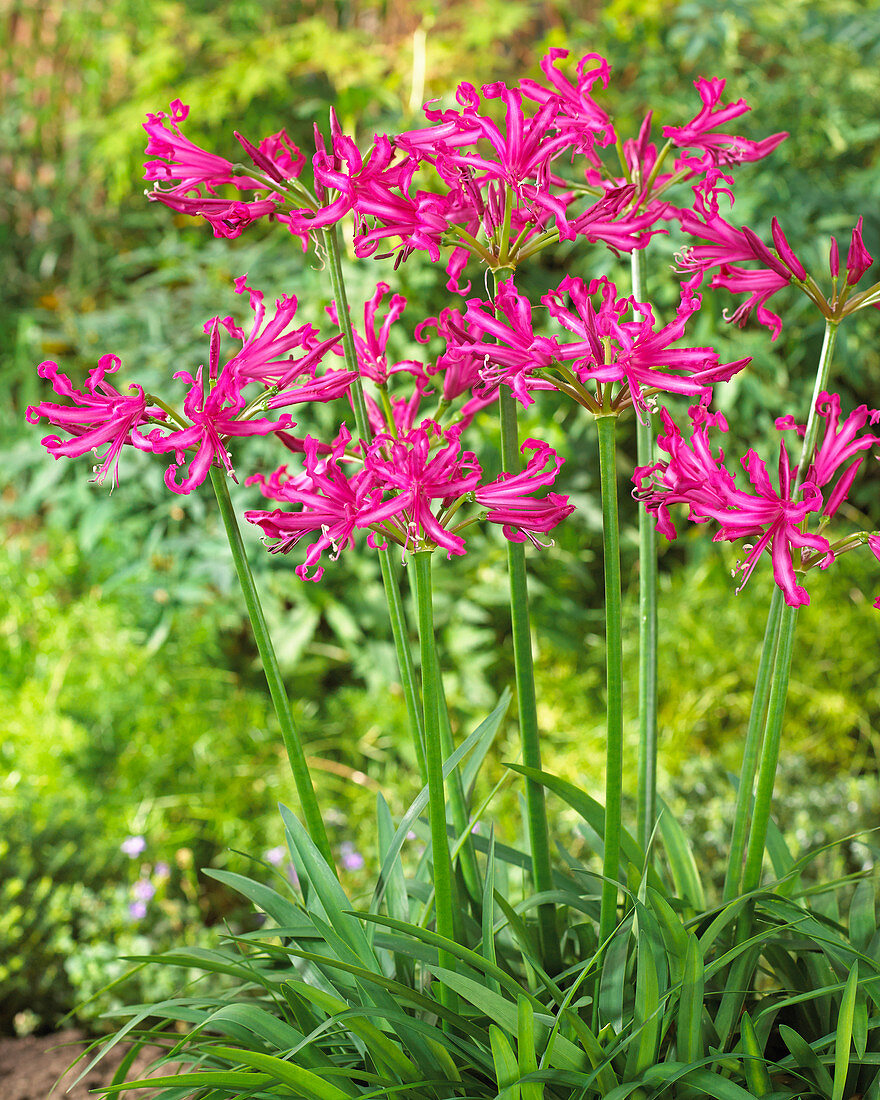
[3,0,879,1033]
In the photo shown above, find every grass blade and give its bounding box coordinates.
[676,933,704,1065]
[832,962,858,1100]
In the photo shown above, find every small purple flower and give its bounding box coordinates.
[265,845,287,866]
[128,901,148,921]
[133,878,156,903]
[121,835,147,858]
[339,841,365,871]
[153,861,171,880]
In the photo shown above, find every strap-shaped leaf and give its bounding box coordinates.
[657,800,705,910]
[490,1024,521,1100]
[779,1024,834,1096]
[370,691,510,915]
[676,933,704,1065]
[832,963,858,1100]
[210,1045,354,1100]
[739,1010,771,1098]
[517,996,543,1100]
[283,978,422,1083]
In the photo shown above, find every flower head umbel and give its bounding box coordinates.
[634,394,880,607]
[455,274,746,417]
[26,356,162,486]
[678,175,879,336]
[663,77,787,168]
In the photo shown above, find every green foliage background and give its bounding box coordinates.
[2,0,880,1032]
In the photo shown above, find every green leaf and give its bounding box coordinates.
[490,1024,521,1100]
[428,967,587,1073]
[210,1045,354,1100]
[832,962,858,1100]
[481,830,501,996]
[676,933,704,1065]
[517,996,543,1100]
[658,800,705,910]
[779,1024,834,1096]
[598,915,632,1032]
[461,687,511,795]
[505,765,661,891]
[370,691,510,915]
[739,1010,772,1097]
[849,877,875,951]
[201,868,306,931]
[280,804,379,972]
[102,1070,273,1092]
[282,978,422,1083]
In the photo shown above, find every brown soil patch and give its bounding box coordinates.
[0,1029,180,1099]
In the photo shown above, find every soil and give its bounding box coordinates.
[0,1029,178,1099]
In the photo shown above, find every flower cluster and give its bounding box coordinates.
[678,175,878,338]
[245,421,573,581]
[27,282,349,493]
[444,274,749,416]
[634,394,880,607]
[28,47,880,608]
[138,51,788,297]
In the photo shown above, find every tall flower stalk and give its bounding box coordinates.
[629,247,659,855]
[322,225,428,784]
[499,386,560,972]
[596,414,625,950]
[209,467,336,870]
[737,319,840,893]
[411,550,457,998]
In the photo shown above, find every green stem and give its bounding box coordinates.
[322,225,427,784]
[209,467,335,871]
[727,317,838,900]
[499,388,561,973]
[722,585,783,903]
[411,552,457,997]
[740,601,799,894]
[794,320,839,489]
[630,249,659,855]
[596,415,624,948]
[435,657,483,905]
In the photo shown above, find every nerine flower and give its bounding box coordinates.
[26,355,161,486]
[457,274,745,415]
[148,365,294,495]
[357,421,483,557]
[663,77,787,167]
[245,425,378,581]
[325,283,424,385]
[634,394,880,607]
[144,101,305,238]
[474,439,574,545]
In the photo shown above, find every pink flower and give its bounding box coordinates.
[26,356,161,485]
[776,392,880,514]
[143,100,248,191]
[357,421,483,557]
[325,283,424,385]
[219,277,342,390]
[148,365,293,494]
[454,279,561,407]
[635,394,880,607]
[844,216,874,287]
[475,439,573,544]
[148,192,282,240]
[663,77,787,167]
[245,426,378,580]
[519,49,616,164]
[546,276,740,415]
[144,102,303,237]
